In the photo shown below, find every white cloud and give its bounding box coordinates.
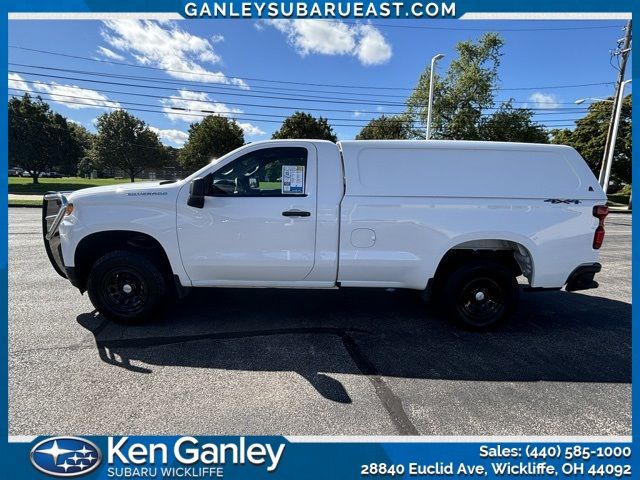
[353,110,363,118]
[237,122,265,137]
[161,89,263,137]
[271,20,355,56]
[97,46,125,61]
[149,126,189,146]
[267,20,392,66]
[529,92,560,109]
[356,25,393,66]
[161,89,241,122]
[9,73,118,111]
[101,20,248,88]
[8,73,30,92]
[33,83,121,110]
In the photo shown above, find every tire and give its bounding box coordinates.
[86,250,167,323]
[443,260,519,330]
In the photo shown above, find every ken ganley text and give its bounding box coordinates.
[184,2,457,18]
[106,437,286,477]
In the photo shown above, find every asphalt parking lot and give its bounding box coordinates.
[9,208,631,436]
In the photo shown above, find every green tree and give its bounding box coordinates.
[179,115,245,172]
[550,95,631,185]
[356,115,413,140]
[407,33,504,140]
[8,93,82,183]
[162,145,181,169]
[272,111,337,142]
[69,122,94,152]
[92,110,164,182]
[479,101,548,144]
[76,157,95,177]
[64,123,95,176]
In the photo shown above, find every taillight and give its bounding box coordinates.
[592,205,609,249]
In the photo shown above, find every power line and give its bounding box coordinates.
[8,62,604,105]
[10,62,415,100]
[9,45,616,92]
[11,77,591,118]
[8,86,588,123]
[7,106,578,142]
[8,101,579,138]
[8,89,584,127]
[9,69,596,115]
[8,68,437,108]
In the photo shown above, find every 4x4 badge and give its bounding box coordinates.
[544,199,581,204]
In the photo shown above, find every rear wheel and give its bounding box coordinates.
[443,260,518,330]
[87,250,166,323]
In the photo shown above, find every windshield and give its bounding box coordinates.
[182,144,248,183]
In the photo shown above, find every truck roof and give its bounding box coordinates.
[337,139,573,152]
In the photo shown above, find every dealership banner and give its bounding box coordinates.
[4,436,635,478]
[1,0,638,479]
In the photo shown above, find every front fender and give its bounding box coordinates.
[59,200,191,286]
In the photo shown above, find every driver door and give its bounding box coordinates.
[176,143,317,285]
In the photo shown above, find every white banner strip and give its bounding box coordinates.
[12,435,633,443]
[8,435,38,443]
[286,435,632,443]
[9,12,182,20]
[461,12,631,20]
[9,12,632,21]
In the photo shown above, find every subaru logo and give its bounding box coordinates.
[30,437,101,477]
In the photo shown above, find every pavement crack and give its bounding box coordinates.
[341,334,419,435]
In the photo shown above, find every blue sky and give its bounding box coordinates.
[7,19,633,146]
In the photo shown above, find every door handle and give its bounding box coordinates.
[282,209,311,217]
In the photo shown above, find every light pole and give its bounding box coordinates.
[426,53,445,140]
[574,97,613,105]
[602,79,631,194]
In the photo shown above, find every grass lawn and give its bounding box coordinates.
[607,193,630,206]
[8,176,133,195]
[8,197,43,208]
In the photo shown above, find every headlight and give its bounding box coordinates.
[65,203,74,216]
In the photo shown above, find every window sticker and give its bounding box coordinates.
[281,165,305,194]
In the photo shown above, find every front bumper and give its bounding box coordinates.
[565,263,601,292]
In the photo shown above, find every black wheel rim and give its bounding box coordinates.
[101,267,148,315]
[457,276,505,326]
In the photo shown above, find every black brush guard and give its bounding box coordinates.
[42,191,69,279]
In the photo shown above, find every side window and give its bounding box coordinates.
[209,147,308,197]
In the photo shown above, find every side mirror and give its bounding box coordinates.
[187,177,206,208]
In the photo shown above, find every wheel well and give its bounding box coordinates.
[432,240,533,291]
[74,231,173,291]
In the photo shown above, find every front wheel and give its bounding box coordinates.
[443,260,519,330]
[86,250,166,323]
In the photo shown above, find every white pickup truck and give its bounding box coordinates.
[43,140,608,329]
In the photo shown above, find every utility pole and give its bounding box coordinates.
[599,19,632,187]
[602,79,632,193]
